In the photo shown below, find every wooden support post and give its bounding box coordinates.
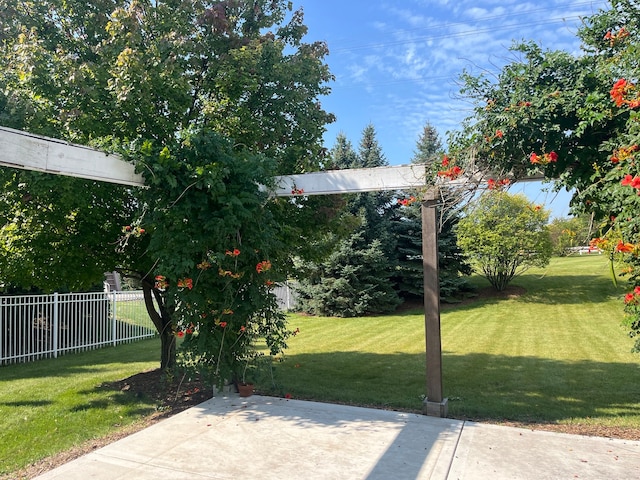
[421,189,448,417]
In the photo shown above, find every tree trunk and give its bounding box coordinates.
[141,280,176,370]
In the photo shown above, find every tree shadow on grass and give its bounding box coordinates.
[513,273,621,305]
[275,351,640,424]
[0,338,160,382]
[393,273,621,317]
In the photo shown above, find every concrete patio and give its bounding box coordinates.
[34,394,640,479]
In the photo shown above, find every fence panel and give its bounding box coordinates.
[0,291,156,365]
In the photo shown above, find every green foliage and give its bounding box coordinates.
[411,122,443,165]
[125,130,292,385]
[295,126,401,316]
[458,191,552,291]
[0,1,335,370]
[548,214,594,256]
[0,171,135,293]
[452,0,640,348]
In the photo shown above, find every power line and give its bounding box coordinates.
[328,1,607,54]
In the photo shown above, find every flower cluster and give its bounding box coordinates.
[225,248,241,257]
[611,145,638,163]
[604,27,629,46]
[530,151,558,165]
[624,286,640,305]
[487,178,511,190]
[219,268,242,279]
[290,187,304,195]
[177,278,193,290]
[155,275,168,290]
[589,237,610,252]
[621,174,640,193]
[397,195,417,206]
[197,260,211,270]
[122,225,145,236]
[256,260,272,273]
[615,240,636,253]
[175,323,195,338]
[610,79,640,109]
[437,155,463,180]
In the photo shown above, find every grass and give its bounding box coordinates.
[1,255,639,476]
[0,339,160,476]
[270,256,640,428]
[113,298,154,328]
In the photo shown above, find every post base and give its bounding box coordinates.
[422,397,449,417]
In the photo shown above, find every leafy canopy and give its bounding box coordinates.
[451,0,640,348]
[0,0,335,373]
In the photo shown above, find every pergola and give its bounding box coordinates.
[0,125,474,417]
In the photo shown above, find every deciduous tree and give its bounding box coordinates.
[457,192,552,291]
[0,0,334,371]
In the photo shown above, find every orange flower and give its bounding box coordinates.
[621,175,640,189]
[177,278,193,290]
[256,260,272,273]
[495,130,503,138]
[615,240,634,253]
[225,248,241,257]
[530,151,558,165]
[610,79,637,107]
[219,321,228,328]
[437,165,463,180]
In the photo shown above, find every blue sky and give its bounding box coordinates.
[298,0,610,218]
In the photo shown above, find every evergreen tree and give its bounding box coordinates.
[392,122,471,302]
[411,122,443,164]
[296,126,401,316]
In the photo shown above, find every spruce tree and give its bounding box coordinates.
[296,125,401,316]
[391,122,471,302]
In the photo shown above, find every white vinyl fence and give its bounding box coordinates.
[0,291,156,365]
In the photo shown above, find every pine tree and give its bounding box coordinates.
[392,123,471,302]
[412,122,443,164]
[295,126,401,316]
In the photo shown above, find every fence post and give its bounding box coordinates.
[53,292,59,358]
[111,292,117,347]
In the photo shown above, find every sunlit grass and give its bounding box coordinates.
[269,256,640,427]
[1,255,639,478]
[0,340,160,476]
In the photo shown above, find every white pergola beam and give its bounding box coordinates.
[274,164,431,196]
[0,126,145,187]
[1,126,437,193]
[1,126,542,195]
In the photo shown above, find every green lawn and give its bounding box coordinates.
[271,256,640,428]
[1,255,638,477]
[0,340,160,476]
